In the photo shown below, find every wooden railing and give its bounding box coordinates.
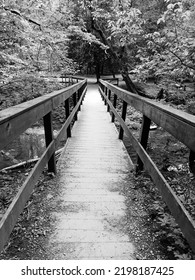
[99,79,195,253]
[60,75,85,85]
[0,78,87,252]
[101,77,119,86]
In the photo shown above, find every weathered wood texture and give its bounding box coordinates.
[102,77,119,86]
[100,80,195,152]
[47,84,135,259]
[119,101,127,140]
[0,79,87,253]
[43,112,57,174]
[111,94,117,123]
[0,80,86,150]
[65,98,71,138]
[99,83,195,253]
[136,115,151,172]
[60,75,85,84]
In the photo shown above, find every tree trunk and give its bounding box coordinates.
[122,71,139,94]
[95,62,101,82]
[121,69,149,97]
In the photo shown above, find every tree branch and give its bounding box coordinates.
[168,49,195,71]
[4,7,42,30]
[151,39,195,71]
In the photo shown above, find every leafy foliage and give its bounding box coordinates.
[135,0,195,82]
[0,0,77,84]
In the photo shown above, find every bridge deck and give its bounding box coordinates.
[48,84,136,259]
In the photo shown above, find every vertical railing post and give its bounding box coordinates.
[73,91,78,121]
[81,85,84,105]
[80,84,84,107]
[101,84,105,101]
[65,98,71,138]
[111,94,117,123]
[136,115,151,173]
[78,88,81,111]
[189,150,195,174]
[43,112,56,174]
[104,87,107,105]
[107,89,111,112]
[119,100,127,140]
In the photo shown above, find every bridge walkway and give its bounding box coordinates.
[47,83,136,259]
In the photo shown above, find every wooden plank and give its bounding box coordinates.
[77,90,81,111]
[100,80,195,152]
[104,87,107,105]
[111,94,117,123]
[119,100,127,140]
[107,89,111,112]
[100,87,195,253]
[0,80,87,149]
[0,96,51,123]
[136,115,151,173]
[0,140,55,252]
[189,150,195,174]
[73,92,78,121]
[50,84,135,259]
[0,99,52,150]
[0,78,87,252]
[55,87,86,148]
[102,78,119,86]
[65,98,71,138]
[0,81,87,253]
[49,80,86,108]
[0,80,85,124]
[99,84,104,101]
[43,112,56,174]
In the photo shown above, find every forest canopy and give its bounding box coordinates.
[0,0,195,90]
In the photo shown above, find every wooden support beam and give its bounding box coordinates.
[65,98,71,138]
[73,92,78,121]
[107,90,111,112]
[104,88,107,105]
[43,112,56,174]
[100,79,195,152]
[78,89,81,111]
[0,77,87,253]
[119,100,127,140]
[189,150,195,175]
[101,84,105,101]
[100,87,195,253]
[136,115,151,173]
[112,94,117,123]
[0,140,55,252]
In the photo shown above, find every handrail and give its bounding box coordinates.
[101,77,119,86]
[0,80,86,149]
[100,80,195,151]
[99,79,195,253]
[0,77,87,252]
[60,75,85,84]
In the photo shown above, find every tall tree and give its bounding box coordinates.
[135,0,195,83]
[65,0,147,93]
[0,0,75,83]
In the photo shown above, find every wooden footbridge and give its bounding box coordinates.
[0,76,195,258]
